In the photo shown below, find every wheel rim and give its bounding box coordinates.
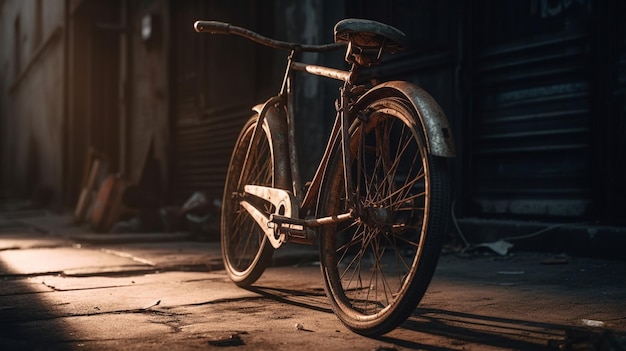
[322,103,430,322]
[223,121,274,276]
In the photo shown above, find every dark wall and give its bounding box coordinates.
[165,0,625,226]
[346,0,626,225]
[66,0,121,203]
[169,0,278,204]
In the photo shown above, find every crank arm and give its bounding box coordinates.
[240,186,354,248]
[241,185,300,249]
[239,200,283,248]
[244,185,298,216]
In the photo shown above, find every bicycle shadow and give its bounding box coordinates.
[246,285,333,314]
[246,285,624,350]
[388,308,625,350]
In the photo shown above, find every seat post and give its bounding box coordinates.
[344,40,386,67]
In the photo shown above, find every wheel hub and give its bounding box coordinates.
[368,206,392,224]
[359,205,394,231]
[358,202,415,234]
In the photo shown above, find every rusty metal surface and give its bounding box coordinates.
[260,101,292,192]
[194,20,345,52]
[333,18,407,54]
[358,81,456,158]
[242,185,299,249]
[291,62,350,82]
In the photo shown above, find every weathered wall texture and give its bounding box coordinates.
[0,0,66,203]
[127,0,170,202]
[1,0,624,230]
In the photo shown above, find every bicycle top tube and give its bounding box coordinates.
[194,20,345,52]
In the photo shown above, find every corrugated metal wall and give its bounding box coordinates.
[606,1,626,224]
[167,0,624,225]
[344,0,625,224]
[170,1,276,204]
[470,1,594,219]
[344,0,464,202]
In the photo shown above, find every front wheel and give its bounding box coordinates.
[318,95,451,336]
[221,111,289,287]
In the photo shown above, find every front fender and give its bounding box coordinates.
[357,81,456,157]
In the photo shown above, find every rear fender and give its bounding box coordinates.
[356,81,456,157]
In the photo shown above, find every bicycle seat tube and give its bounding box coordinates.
[288,53,360,212]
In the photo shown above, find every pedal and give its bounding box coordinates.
[269,214,315,245]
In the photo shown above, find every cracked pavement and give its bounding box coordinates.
[1,210,625,350]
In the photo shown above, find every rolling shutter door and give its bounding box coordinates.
[170,1,262,205]
[470,1,594,219]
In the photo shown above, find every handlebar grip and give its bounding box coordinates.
[194,20,230,34]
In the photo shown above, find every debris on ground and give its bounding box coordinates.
[548,328,626,351]
[582,319,606,328]
[207,332,246,346]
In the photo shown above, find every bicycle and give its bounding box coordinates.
[194,18,456,336]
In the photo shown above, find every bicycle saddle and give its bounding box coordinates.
[334,19,407,54]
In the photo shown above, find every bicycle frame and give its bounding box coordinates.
[245,50,358,246]
[197,19,457,335]
[289,56,356,211]
[195,20,456,248]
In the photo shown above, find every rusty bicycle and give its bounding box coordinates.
[194,18,455,336]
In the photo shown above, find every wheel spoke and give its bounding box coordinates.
[339,225,374,289]
[382,233,414,272]
[370,237,394,306]
[320,96,449,335]
[222,117,275,286]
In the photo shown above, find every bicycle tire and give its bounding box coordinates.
[318,93,450,336]
[221,111,289,287]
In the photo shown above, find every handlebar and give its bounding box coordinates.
[194,20,345,53]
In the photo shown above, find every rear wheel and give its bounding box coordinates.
[318,95,450,335]
[221,113,286,286]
